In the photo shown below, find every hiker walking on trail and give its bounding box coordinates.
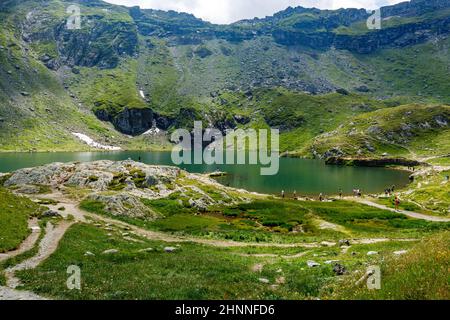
[339,189,343,199]
[293,190,297,200]
[319,193,324,202]
[394,196,400,211]
[281,190,285,199]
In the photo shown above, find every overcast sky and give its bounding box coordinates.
[104,0,408,24]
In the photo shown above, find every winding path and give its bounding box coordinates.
[0,218,41,263]
[352,198,450,222]
[0,192,424,300]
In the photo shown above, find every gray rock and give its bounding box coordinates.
[339,239,351,247]
[42,210,60,218]
[258,278,270,284]
[367,251,379,256]
[84,251,95,257]
[307,260,321,268]
[332,263,347,276]
[164,247,177,253]
[102,249,119,255]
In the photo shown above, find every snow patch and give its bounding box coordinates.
[139,90,145,99]
[72,133,121,151]
[143,127,161,135]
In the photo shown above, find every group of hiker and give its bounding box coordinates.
[384,185,396,196]
[280,188,357,202]
[279,186,403,210]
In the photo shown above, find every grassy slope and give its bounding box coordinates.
[81,192,450,244]
[328,231,449,300]
[402,168,450,216]
[0,188,41,253]
[307,104,450,158]
[17,222,431,300]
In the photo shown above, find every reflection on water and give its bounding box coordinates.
[0,151,411,196]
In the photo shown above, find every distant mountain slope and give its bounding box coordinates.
[0,0,449,155]
[307,104,450,160]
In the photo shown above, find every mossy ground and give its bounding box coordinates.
[0,188,41,253]
[327,231,450,300]
[15,222,432,300]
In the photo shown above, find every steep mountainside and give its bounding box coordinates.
[0,0,449,155]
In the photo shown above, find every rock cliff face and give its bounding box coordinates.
[116,108,154,136]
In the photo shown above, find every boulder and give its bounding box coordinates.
[307,260,321,268]
[42,210,61,218]
[332,263,347,276]
[102,249,119,255]
[164,247,177,253]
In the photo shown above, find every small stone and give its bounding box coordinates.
[307,260,321,268]
[102,249,119,255]
[139,248,154,253]
[394,250,408,256]
[339,239,351,247]
[276,277,285,284]
[20,91,30,96]
[164,247,177,253]
[332,263,347,276]
[367,251,378,256]
[84,251,95,257]
[42,210,60,217]
[258,278,270,284]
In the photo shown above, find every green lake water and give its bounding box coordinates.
[0,151,411,196]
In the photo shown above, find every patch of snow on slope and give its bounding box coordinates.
[139,90,145,99]
[143,127,161,135]
[72,133,121,151]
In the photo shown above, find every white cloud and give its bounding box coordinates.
[104,0,408,24]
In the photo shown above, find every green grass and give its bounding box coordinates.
[16,222,441,300]
[16,223,330,299]
[308,104,450,159]
[328,231,450,300]
[301,200,450,236]
[83,191,449,244]
[401,169,450,216]
[0,188,41,253]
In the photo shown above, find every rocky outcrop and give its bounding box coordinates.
[87,193,158,219]
[95,107,154,136]
[325,157,424,167]
[22,6,138,70]
[4,161,180,194]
